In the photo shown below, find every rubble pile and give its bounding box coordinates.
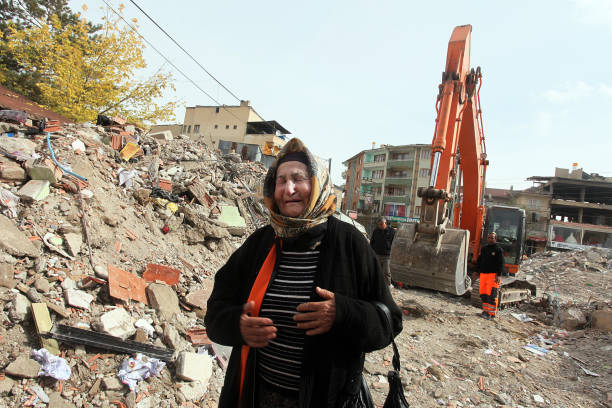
[519,248,611,330]
[0,116,269,407]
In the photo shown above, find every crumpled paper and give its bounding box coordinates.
[31,348,71,380]
[118,353,165,391]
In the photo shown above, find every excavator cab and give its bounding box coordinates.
[482,206,525,273]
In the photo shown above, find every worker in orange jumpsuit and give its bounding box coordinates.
[477,232,505,319]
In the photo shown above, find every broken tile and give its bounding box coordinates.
[107,264,148,304]
[143,263,180,286]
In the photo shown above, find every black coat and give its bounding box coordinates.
[205,216,403,408]
[369,226,395,256]
[477,243,505,275]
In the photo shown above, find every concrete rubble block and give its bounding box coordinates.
[10,292,31,322]
[162,323,190,351]
[185,287,213,310]
[102,376,125,391]
[0,136,36,158]
[17,179,50,201]
[0,263,16,289]
[591,310,612,331]
[60,277,77,290]
[5,355,41,378]
[34,276,51,293]
[65,289,94,309]
[26,160,63,184]
[48,391,75,408]
[178,381,208,401]
[218,205,247,236]
[175,351,213,383]
[146,283,181,321]
[0,164,26,180]
[150,130,173,141]
[0,375,15,394]
[561,307,587,331]
[63,232,83,257]
[98,307,136,340]
[0,214,40,258]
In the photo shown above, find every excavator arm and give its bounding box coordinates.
[390,25,488,295]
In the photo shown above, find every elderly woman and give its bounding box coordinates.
[205,138,402,408]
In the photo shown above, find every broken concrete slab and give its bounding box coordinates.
[48,392,75,408]
[98,307,136,340]
[65,289,94,309]
[178,381,208,401]
[146,283,180,321]
[0,375,15,394]
[150,130,173,141]
[0,263,16,289]
[218,205,247,236]
[10,292,31,322]
[26,160,63,184]
[17,179,50,201]
[102,376,124,391]
[34,276,50,293]
[175,351,213,383]
[0,164,26,180]
[0,214,40,258]
[0,136,36,160]
[63,232,82,257]
[5,355,41,378]
[185,287,213,310]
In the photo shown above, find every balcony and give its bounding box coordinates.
[386,159,414,168]
[385,177,413,185]
[363,160,386,168]
[360,191,382,200]
[383,195,410,205]
[362,177,384,184]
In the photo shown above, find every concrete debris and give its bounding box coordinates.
[64,288,94,309]
[17,179,50,201]
[146,283,180,321]
[4,355,41,378]
[175,351,213,383]
[0,214,40,257]
[98,307,136,340]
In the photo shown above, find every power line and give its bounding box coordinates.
[99,0,245,125]
[127,0,241,103]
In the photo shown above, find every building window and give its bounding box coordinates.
[233,125,237,129]
[421,149,431,159]
[214,124,218,129]
[384,204,406,217]
[419,168,431,178]
[414,206,422,216]
[187,125,191,134]
[225,125,229,129]
[193,124,200,133]
[182,125,186,133]
[374,154,386,162]
[372,170,384,179]
[215,107,220,113]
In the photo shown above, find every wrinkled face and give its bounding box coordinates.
[487,233,497,244]
[274,161,312,217]
[377,220,387,230]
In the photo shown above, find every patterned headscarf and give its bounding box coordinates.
[263,138,336,238]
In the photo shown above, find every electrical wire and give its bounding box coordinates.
[127,0,241,102]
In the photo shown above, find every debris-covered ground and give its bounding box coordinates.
[0,117,610,408]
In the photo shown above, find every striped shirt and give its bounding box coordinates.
[257,249,319,392]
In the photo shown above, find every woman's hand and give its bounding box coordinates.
[294,287,336,335]
[240,301,277,348]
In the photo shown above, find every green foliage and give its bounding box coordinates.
[1,3,177,125]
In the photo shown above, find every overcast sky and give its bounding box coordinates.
[75,0,612,190]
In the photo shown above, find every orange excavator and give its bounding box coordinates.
[390,25,535,304]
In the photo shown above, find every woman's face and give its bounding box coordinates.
[274,161,312,217]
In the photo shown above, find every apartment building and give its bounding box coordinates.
[342,144,432,221]
[182,100,289,155]
[527,167,612,251]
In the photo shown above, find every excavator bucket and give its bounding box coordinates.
[390,222,471,295]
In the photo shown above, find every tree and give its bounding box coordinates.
[2,4,177,125]
[0,0,99,101]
